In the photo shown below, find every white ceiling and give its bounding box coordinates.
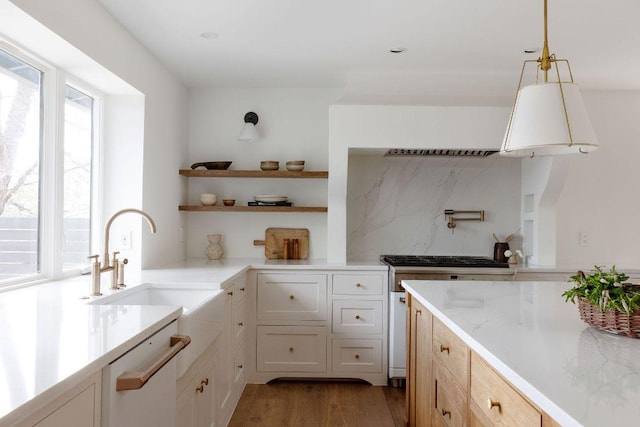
[96,0,640,102]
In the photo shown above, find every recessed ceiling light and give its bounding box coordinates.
[389,48,407,54]
[200,32,219,39]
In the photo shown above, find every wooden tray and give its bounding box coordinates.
[253,228,309,259]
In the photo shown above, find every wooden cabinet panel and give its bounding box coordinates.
[433,317,469,391]
[257,273,327,321]
[470,352,541,427]
[332,273,384,295]
[433,359,466,427]
[331,338,383,372]
[331,299,383,334]
[256,325,327,372]
[406,296,432,427]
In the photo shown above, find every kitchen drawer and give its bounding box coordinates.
[233,344,245,386]
[232,298,246,345]
[433,359,466,427]
[331,338,383,372]
[256,325,327,372]
[332,300,383,334]
[332,274,384,295]
[231,280,247,306]
[257,273,327,321]
[433,317,468,391]
[470,352,541,427]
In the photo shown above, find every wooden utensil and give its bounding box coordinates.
[253,228,309,259]
[505,233,514,243]
[492,233,500,243]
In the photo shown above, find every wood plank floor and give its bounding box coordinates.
[228,381,405,427]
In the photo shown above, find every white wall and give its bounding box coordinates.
[347,155,521,262]
[186,88,341,259]
[6,0,189,269]
[554,90,640,269]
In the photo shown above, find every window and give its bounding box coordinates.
[0,45,100,286]
[0,49,42,282]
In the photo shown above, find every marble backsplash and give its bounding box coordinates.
[347,155,522,261]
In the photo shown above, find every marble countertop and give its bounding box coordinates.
[0,257,386,424]
[403,280,640,427]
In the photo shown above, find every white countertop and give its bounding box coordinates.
[402,280,640,427]
[0,257,385,425]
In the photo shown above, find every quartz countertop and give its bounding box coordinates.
[402,280,640,427]
[0,257,385,424]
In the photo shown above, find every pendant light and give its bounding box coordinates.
[500,0,598,157]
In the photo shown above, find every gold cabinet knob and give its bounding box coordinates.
[354,354,360,360]
[486,398,501,412]
[356,283,361,287]
[240,287,245,292]
[440,344,450,354]
[355,315,361,320]
[289,295,295,300]
[227,291,233,296]
[441,409,451,418]
[289,347,294,352]
[237,364,243,369]
[238,322,244,326]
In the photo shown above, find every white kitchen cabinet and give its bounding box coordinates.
[257,273,327,321]
[175,273,248,427]
[27,371,101,427]
[248,269,388,385]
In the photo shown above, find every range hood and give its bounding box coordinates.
[384,148,498,157]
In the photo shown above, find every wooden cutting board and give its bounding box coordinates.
[253,228,309,259]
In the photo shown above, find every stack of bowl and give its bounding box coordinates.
[286,160,305,171]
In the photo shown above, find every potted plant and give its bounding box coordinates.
[563,265,640,338]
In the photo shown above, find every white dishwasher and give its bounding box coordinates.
[102,320,190,427]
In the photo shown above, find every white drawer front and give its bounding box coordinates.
[232,298,246,345]
[257,326,327,372]
[332,300,383,334]
[233,345,245,385]
[232,281,247,306]
[332,274,384,295]
[257,274,327,321]
[332,339,383,372]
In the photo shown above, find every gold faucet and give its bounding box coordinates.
[89,208,157,296]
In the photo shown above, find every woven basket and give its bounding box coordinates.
[578,297,640,338]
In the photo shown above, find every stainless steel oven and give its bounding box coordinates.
[382,255,513,386]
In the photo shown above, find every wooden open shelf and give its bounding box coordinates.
[179,169,328,178]
[179,205,328,213]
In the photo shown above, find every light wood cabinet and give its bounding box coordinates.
[406,295,431,427]
[406,292,560,427]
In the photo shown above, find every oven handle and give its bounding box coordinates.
[116,334,191,391]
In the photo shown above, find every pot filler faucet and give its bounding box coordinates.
[88,208,157,296]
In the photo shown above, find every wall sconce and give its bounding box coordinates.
[238,112,259,142]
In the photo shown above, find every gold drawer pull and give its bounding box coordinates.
[356,283,361,287]
[354,354,360,360]
[355,315,361,320]
[441,409,451,418]
[440,345,450,354]
[196,378,209,393]
[289,347,294,352]
[289,295,295,300]
[486,398,501,412]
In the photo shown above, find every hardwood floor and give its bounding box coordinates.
[228,381,405,427]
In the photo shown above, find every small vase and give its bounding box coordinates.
[205,234,224,260]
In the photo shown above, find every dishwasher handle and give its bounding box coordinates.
[116,334,191,391]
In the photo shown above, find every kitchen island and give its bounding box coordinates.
[403,280,640,427]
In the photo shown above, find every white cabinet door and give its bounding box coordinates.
[331,338,383,373]
[257,274,327,321]
[256,325,327,372]
[34,382,98,427]
[332,300,383,334]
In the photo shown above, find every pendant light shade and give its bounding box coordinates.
[501,82,598,157]
[500,0,598,157]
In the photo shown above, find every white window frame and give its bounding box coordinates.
[0,39,103,288]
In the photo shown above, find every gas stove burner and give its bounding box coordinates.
[381,255,509,268]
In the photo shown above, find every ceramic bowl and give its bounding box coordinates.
[200,193,217,206]
[286,160,305,171]
[260,161,279,171]
[223,199,235,206]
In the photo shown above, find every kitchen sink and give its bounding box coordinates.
[89,283,226,377]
